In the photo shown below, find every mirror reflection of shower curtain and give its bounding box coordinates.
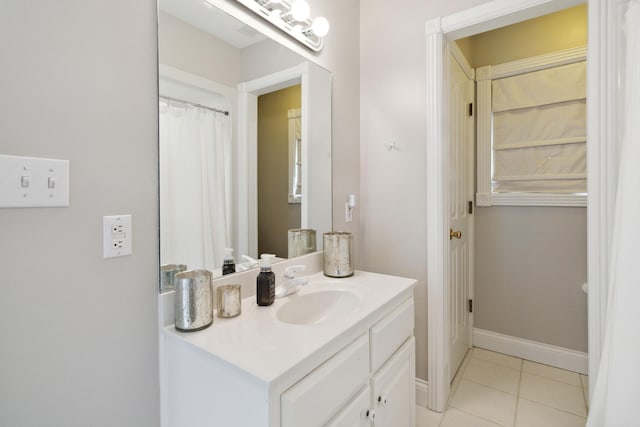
[159,100,232,271]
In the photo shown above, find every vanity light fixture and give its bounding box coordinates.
[230,0,329,51]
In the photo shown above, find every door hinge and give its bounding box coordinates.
[468,200,473,214]
[468,299,473,313]
[468,103,473,116]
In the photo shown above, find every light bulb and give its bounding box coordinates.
[311,16,330,37]
[290,0,310,22]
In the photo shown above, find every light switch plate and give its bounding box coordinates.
[103,215,133,258]
[0,155,69,208]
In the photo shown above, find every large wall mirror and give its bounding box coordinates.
[158,0,332,290]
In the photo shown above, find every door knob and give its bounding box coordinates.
[450,229,462,240]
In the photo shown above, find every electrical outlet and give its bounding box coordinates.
[103,215,132,258]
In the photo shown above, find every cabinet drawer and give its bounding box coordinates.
[281,333,369,427]
[370,298,414,373]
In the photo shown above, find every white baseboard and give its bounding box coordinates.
[473,328,588,374]
[416,378,429,408]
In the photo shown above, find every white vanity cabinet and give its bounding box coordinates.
[281,297,416,427]
[160,270,416,427]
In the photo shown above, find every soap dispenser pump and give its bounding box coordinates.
[222,248,236,276]
[256,254,276,306]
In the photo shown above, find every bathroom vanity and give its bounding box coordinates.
[160,266,416,427]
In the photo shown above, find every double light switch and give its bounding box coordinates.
[0,155,69,208]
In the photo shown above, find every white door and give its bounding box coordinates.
[448,50,474,381]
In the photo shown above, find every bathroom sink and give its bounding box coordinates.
[276,288,361,325]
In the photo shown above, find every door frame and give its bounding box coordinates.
[238,64,305,259]
[237,62,332,259]
[425,0,618,412]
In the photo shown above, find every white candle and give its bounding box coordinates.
[217,284,241,318]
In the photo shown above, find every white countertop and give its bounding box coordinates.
[163,270,416,384]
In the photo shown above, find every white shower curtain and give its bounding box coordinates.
[587,1,640,425]
[159,99,232,272]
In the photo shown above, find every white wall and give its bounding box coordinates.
[0,1,160,426]
[159,11,242,88]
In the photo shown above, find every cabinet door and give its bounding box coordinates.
[371,337,415,427]
[324,386,372,427]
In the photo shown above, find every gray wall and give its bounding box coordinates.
[359,0,491,382]
[0,1,160,426]
[475,207,588,351]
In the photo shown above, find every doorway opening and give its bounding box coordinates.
[452,3,588,377]
[257,84,302,257]
[425,0,595,412]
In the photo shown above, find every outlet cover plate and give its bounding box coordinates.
[103,215,132,258]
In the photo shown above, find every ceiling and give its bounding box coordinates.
[159,0,267,49]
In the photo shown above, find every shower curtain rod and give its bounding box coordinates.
[159,95,229,116]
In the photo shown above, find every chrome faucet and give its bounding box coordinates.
[275,265,309,298]
[236,255,259,272]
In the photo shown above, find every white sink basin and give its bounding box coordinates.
[276,288,361,325]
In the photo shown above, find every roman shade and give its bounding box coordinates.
[491,61,587,193]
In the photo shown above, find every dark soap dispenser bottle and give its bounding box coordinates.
[256,254,275,306]
[222,248,236,276]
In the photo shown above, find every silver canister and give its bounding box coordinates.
[174,270,213,332]
[288,228,317,258]
[323,232,354,278]
[160,264,187,292]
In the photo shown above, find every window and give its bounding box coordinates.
[476,47,587,207]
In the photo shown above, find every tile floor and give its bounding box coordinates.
[416,348,589,427]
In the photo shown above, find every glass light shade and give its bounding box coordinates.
[311,17,330,37]
[290,0,310,21]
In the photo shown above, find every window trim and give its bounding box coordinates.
[476,46,588,207]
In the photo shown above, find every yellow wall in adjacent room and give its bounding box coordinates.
[457,4,587,68]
